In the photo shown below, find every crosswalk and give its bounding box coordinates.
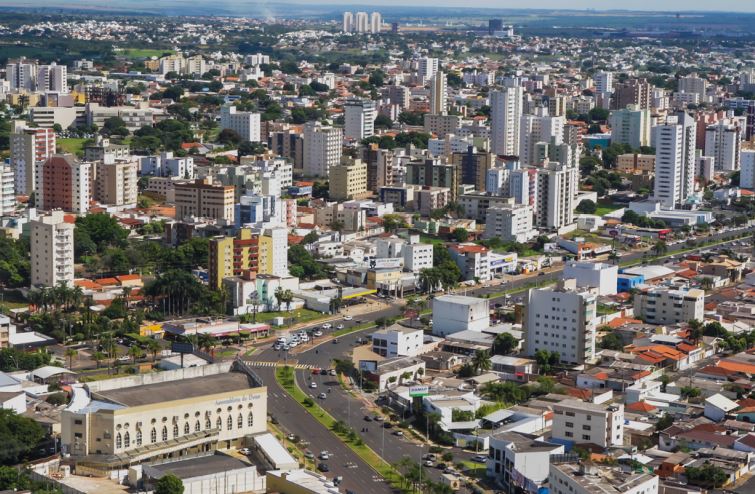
[244,360,316,370]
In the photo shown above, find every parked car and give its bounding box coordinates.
[393,430,403,436]
[336,324,344,330]
[313,330,323,337]
[239,448,251,455]
[322,323,332,330]
[364,415,373,422]
[343,315,353,321]
[317,463,329,472]
[472,455,487,463]
[309,382,317,389]
[319,451,330,460]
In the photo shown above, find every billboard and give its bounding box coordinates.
[408,385,429,397]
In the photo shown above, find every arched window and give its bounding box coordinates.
[173,424,179,438]
[136,430,142,446]
[237,414,243,429]
[206,418,212,429]
[162,426,168,441]
[247,412,254,428]
[195,421,200,432]
[216,417,222,429]
[227,415,233,431]
[124,432,130,448]
[184,423,190,435]
[150,428,156,443]
[115,433,122,449]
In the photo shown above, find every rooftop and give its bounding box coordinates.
[148,453,252,479]
[94,372,254,407]
[552,463,657,493]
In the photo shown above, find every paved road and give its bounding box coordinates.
[257,365,392,494]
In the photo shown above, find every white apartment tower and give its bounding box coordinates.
[535,161,576,230]
[220,105,261,142]
[30,210,75,288]
[594,71,614,95]
[355,12,370,33]
[483,202,536,243]
[10,123,56,195]
[0,165,15,216]
[519,113,565,166]
[525,278,598,365]
[344,98,376,141]
[704,119,741,171]
[609,104,651,148]
[490,87,524,156]
[303,122,343,178]
[6,58,38,91]
[429,72,447,115]
[36,63,68,93]
[343,12,354,32]
[418,58,439,84]
[370,12,382,33]
[653,113,696,208]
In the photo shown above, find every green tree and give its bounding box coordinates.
[600,332,625,351]
[155,473,185,494]
[576,199,597,214]
[652,240,668,257]
[452,228,469,242]
[471,350,492,375]
[0,409,45,465]
[655,413,674,431]
[492,333,518,355]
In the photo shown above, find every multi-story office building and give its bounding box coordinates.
[634,287,705,325]
[208,229,259,290]
[611,78,652,110]
[535,161,577,230]
[30,210,75,288]
[10,123,56,195]
[36,62,68,93]
[429,72,447,115]
[268,128,304,171]
[405,159,459,198]
[678,74,708,100]
[220,105,261,142]
[38,154,92,214]
[371,326,424,358]
[609,104,651,148]
[509,167,538,208]
[487,432,565,494]
[490,87,524,156]
[653,113,697,207]
[94,159,138,208]
[552,400,624,448]
[174,178,235,224]
[704,119,742,171]
[344,97,376,141]
[431,295,489,337]
[741,150,755,189]
[449,243,490,281]
[303,122,343,178]
[549,463,658,494]
[483,201,536,243]
[524,279,597,365]
[61,363,267,466]
[329,158,369,201]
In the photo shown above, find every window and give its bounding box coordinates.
[582,425,591,431]
[216,417,222,429]
[565,431,573,438]
[582,435,590,441]
[124,432,130,448]
[173,424,179,438]
[227,415,233,431]
[195,421,201,432]
[136,430,142,446]
[115,433,122,449]
[150,428,156,444]
[565,422,574,428]
[248,412,254,427]
[184,423,190,434]
[206,418,212,429]
[162,426,168,441]
[238,414,243,429]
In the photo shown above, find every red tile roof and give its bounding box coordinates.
[627,401,657,412]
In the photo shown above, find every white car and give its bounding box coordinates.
[299,334,309,342]
[239,448,251,455]
[289,340,298,348]
[313,330,323,337]
[343,315,353,321]
[309,382,318,389]
[336,324,344,330]
[322,323,332,330]
[319,451,330,460]
[277,336,287,344]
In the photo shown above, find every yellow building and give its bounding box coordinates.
[174,178,235,224]
[208,229,259,290]
[366,267,403,290]
[328,157,369,201]
[61,362,267,474]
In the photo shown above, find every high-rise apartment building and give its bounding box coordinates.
[257,226,289,277]
[343,98,376,141]
[429,72,447,115]
[417,58,439,84]
[490,87,524,156]
[36,63,68,93]
[303,122,343,178]
[704,119,741,171]
[10,123,56,195]
[678,74,708,100]
[355,12,369,32]
[609,104,651,148]
[208,229,259,290]
[653,113,696,207]
[488,19,503,35]
[525,278,597,365]
[6,58,68,92]
[343,11,382,33]
[483,200,536,243]
[519,113,564,166]
[174,178,235,224]
[370,12,382,33]
[343,12,354,32]
[634,287,704,325]
[94,160,138,208]
[451,146,494,192]
[611,78,652,110]
[38,154,92,214]
[220,105,261,142]
[0,165,15,216]
[535,161,577,230]
[388,85,411,109]
[329,158,369,201]
[30,210,75,288]
[594,71,614,95]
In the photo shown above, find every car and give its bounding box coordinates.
[364,415,373,421]
[332,338,339,344]
[282,344,290,351]
[336,324,344,330]
[313,330,323,337]
[472,455,487,463]
[322,323,332,330]
[443,467,455,474]
[300,334,309,342]
[343,315,353,321]
[304,451,315,459]
[436,463,447,470]
[288,340,298,348]
[423,453,437,461]
[117,355,131,362]
[538,271,546,276]
[373,415,384,421]
[319,451,330,460]
[424,460,434,467]
[273,343,281,350]
[317,463,329,472]
[393,430,403,436]
[383,422,393,428]
[239,448,251,455]
[319,369,327,375]
[328,369,337,376]
[277,336,287,344]
[287,433,296,440]
[318,392,327,399]
[309,382,317,388]
[333,476,343,486]
[312,368,321,375]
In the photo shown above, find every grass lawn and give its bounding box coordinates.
[595,205,623,216]
[121,48,174,59]
[419,234,444,246]
[333,321,376,337]
[57,138,87,156]
[275,366,404,489]
[254,308,325,327]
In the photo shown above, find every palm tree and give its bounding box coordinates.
[128,345,142,365]
[274,286,284,311]
[652,240,668,257]
[64,348,78,370]
[247,291,261,323]
[122,286,133,310]
[471,350,492,375]
[699,277,714,291]
[146,339,161,362]
[92,351,106,369]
